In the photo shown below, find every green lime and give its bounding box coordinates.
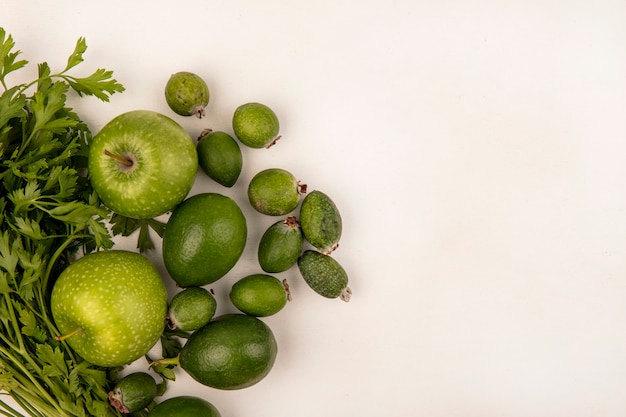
[229,274,289,317]
[162,193,247,287]
[164,71,210,118]
[197,130,242,187]
[247,168,305,216]
[258,216,303,273]
[148,396,221,417]
[232,102,280,148]
[167,287,217,331]
[179,314,277,390]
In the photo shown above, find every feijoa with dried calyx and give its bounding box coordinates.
[165,71,210,118]
[297,250,351,302]
[108,372,157,414]
[167,287,217,332]
[197,129,243,187]
[248,168,306,216]
[300,190,342,254]
[232,102,280,148]
[230,274,290,317]
[258,216,303,273]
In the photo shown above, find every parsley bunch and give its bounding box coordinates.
[0,28,126,416]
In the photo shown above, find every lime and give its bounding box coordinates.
[167,287,217,331]
[179,314,277,390]
[197,130,242,187]
[229,274,289,317]
[164,72,210,118]
[247,168,304,216]
[148,396,221,417]
[162,193,247,287]
[232,102,280,148]
[258,216,303,273]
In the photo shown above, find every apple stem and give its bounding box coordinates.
[54,327,82,341]
[104,149,133,167]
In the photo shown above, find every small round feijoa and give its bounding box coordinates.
[229,274,289,317]
[232,102,280,148]
[300,190,342,254]
[108,372,157,414]
[167,287,217,332]
[148,396,221,417]
[258,216,303,273]
[247,168,305,216]
[297,250,351,302]
[165,71,210,118]
[197,130,243,187]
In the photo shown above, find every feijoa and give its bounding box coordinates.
[108,372,157,414]
[162,193,247,287]
[197,130,243,187]
[258,216,303,273]
[297,250,351,302]
[179,314,278,390]
[232,102,280,148]
[248,168,305,216]
[300,190,342,254]
[230,274,289,317]
[165,71,210,118]
[148,396,221,417]
[167,287,217,332]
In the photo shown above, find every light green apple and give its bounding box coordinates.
[88,110,198,219]
[51,250,168,367]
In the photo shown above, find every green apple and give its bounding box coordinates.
[88,110,198,219]
[51,250,168,367]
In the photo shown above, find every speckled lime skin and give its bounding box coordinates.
[299,190,342,253]
[247,168,301,216]
[162,193,247,287]
[179,314,277,390]
[232,102,279,148]
[258,217,303,273]
[88,110,198,219]
[148,396,221,417]
[164,72,210,118]
[297,250,348,299]
[229,274,288,317]
[51,250,167,367]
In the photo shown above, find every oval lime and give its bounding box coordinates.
[162,193,247,287]
[179,314,277,390]
[148,396,221,417]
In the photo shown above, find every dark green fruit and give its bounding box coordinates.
[247,168,305,216]
[165,71,210,118]
[108,372,157,414]
[197,130,242,187]
[258,216,303,273]
[162,193,247,287]
[229,274,289,317]
[232,102,280,148]
[300,190,342,254]
[148,396,221,417]
[167,287,217,332]
[179,314,277,390]
[297,250,351,302]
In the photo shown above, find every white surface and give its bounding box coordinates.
[4,1,626,416]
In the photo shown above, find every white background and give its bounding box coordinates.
[4,1,626,416]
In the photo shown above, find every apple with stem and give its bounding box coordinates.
[88,110,198,219]
[51,250,168,367]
